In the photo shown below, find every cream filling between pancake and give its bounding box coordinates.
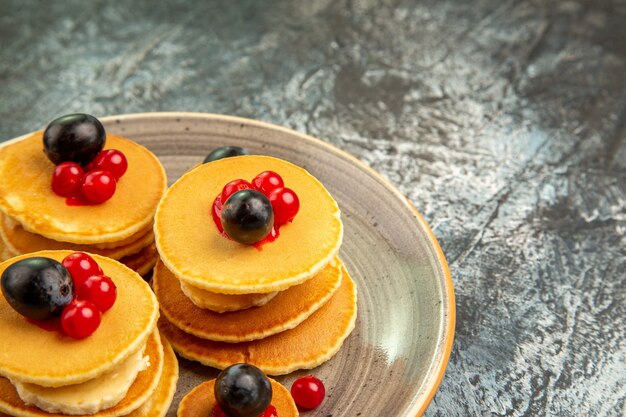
[179,280,278,313]
[11,346,149,415]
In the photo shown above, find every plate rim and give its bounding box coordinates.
[1,111,455,417]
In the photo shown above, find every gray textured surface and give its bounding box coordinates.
[0,0,624,416]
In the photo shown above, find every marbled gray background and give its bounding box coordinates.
[1,0,624,416]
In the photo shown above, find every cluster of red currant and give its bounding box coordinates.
[221,171,300,226]
[59,252,117,339]
[212,171,301,246]
[51,149,127,204]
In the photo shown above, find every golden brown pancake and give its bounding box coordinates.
[0,237,10,263]
[179,281,277,313]
[0,214,155,261]
[119,244,158,278]
[155,156,343,294]
[159,264,357,375]
[0,251,159,387]
[126,337,178,417]
[0,331,164,417]
[177,378,298,417]
[154,258,342,342]
[0,133,166,245]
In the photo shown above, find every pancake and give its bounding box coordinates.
[154,258,343,342]
[0,133,167,245]
[125,337,178,417]
[159,264,357,375]
[177,378,298,417]
[0,251,159,387]
[0,330,164,417]
[0,237,10,263]
[179,281,277,313]
[119,244,158,278]
[155,156,343,295]
[0,214,155,261]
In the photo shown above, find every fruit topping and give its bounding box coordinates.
[252,171,284,195]
[43,113,106,165]
[291,376,325,409]
[1,257,74,321]
[204,146,250,163]
[62,252,103,292]
[88,149,128,179]
[212,171,299,247]
[268,187,300,226]
[77,275,117,312]
[221,179,253,204]
[1,252,116,339]
[61,299,102,340]
[81,169,117,204]
[43,114,128,205]
[221,190,274,245]
[262,405,278,417]
[214,363,272,417]
[211,404,227,417]
[51,162,85,197]
[212,403,277,417]
[59,253,115,338]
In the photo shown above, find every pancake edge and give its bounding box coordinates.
[160,269,358,375]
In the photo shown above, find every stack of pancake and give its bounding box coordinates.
[0,250,178,417]
[0,133,167,276]
[154,155,358,375]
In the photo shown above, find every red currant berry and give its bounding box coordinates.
[89,149,128,179]
[81,169,116,203]
[210,403,276,417]
[252,171,284,195]
[51,162,84,197]
[211,404,226,417]
[62,252,103,291]
[78,275,117,312]
[221,179,252,204]
[268,187,300,226]
[262,405,278,417]
[61,300,102,339]
[291,376,325,409]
